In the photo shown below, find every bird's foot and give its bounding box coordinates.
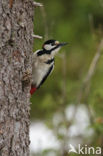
[22,68,32,84]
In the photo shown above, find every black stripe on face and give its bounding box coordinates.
[45,58,54,64]
[47,44,60,54]
[43,45,60,55]
[37,45,60,56]
[37,50,45,56]
[37,49,52,56]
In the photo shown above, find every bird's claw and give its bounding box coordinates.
[22,68,32,84]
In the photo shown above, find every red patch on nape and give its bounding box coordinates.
[30,87,37,95]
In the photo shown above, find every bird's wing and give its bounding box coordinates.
[32,50,40,60]
[37,64,54,89]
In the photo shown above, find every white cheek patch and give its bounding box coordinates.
[44,44,55,50]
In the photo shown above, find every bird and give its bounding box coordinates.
[30,39,68,95]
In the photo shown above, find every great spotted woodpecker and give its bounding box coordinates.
[30,39,67,95]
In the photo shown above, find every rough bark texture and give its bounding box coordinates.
[0,0,34,155]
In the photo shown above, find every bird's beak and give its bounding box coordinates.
[59,42,68,46]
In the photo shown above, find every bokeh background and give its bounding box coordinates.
[30,0,103,155]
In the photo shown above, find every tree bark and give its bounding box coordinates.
[0,0,34,155]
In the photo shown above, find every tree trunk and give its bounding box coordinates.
[0,0,34,155]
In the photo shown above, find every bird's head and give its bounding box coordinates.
[42,39,68,56]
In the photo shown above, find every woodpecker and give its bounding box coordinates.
[30,39,67,95]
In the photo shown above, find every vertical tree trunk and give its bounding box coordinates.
[0,0,34,155]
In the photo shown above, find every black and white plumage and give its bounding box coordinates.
[30,39,67,94]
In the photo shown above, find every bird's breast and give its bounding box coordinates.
[32,61,53,87]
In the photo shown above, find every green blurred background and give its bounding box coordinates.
[30,0,103,155]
